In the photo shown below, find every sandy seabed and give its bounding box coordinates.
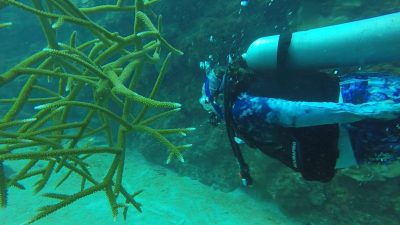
[0,150,301,225]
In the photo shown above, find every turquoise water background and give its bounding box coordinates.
[1,1,400,225]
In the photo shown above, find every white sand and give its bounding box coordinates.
[0,151,301,225]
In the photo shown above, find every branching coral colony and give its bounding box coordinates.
[0,0,193,224]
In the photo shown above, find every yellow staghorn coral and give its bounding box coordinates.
[0,22,12,28]
[0,162,7,208]
[0,0,191,224]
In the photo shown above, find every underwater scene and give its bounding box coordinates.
[1,0,400,224]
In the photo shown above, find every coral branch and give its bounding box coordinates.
[0,0,189,223]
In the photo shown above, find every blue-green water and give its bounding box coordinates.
[1,1,400,225]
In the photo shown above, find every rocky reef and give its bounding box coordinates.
[137,0,400,224]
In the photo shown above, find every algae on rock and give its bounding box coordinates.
[0,0,191,224]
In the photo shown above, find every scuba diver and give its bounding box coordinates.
[199,12,400,186]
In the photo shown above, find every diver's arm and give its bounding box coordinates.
[265,98,400,127]
[233,94,400,128]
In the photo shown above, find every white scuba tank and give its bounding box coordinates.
[242,12,400,71]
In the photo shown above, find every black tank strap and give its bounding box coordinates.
[276,32,293,73]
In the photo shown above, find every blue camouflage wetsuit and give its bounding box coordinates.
[231,72,400,168]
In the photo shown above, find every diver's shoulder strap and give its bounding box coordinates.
[223,66,253,186]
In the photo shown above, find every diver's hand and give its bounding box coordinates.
[359,100,400,120]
